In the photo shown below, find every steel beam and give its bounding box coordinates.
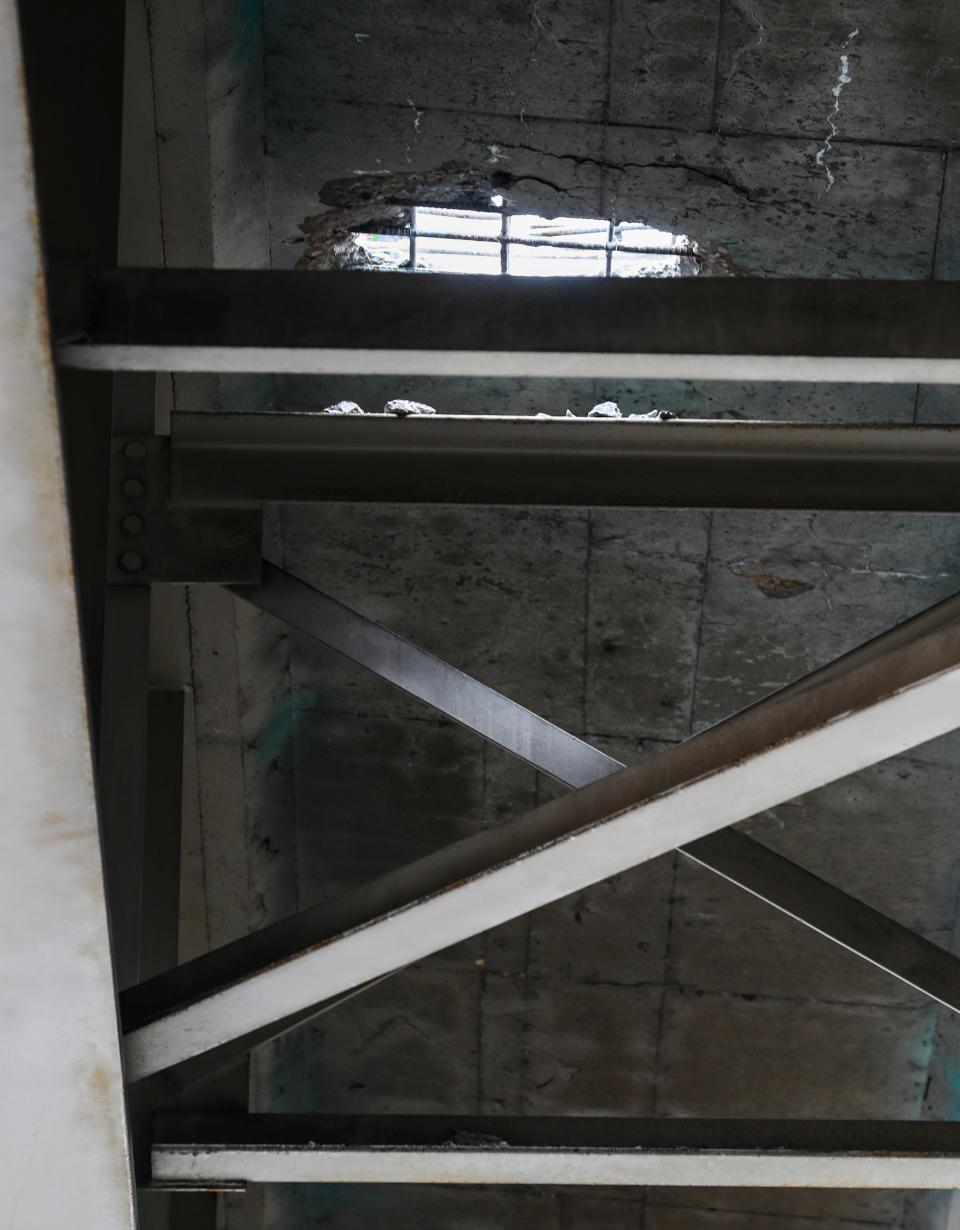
[0,1,135,1223]
[152,1114,960,1189]
[174,413,960,512]
[58,269,960,382]
[100,586,152,988]
[123,596,960,1080]
[225,563,960,1019]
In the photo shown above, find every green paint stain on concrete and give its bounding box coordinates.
[257,688,320,766]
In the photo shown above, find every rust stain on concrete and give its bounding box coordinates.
[730,564,816,600]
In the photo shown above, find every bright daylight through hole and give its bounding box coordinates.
[355,200,696,278]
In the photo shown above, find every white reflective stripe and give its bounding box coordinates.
[56,344,960,384]
[152,1145,960,1189]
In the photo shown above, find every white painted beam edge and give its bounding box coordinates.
[152,1146,960,1189]
[56,345,960,384]
[0,3,135,1227]
[125,660,960,1081]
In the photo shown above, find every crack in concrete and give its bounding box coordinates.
[814,27,860,192]
[502,142,759,202]
[508,171,567,195]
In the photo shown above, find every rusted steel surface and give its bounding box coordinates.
[172,413,960,511]
[123,587,960,1081]
[0,2,134,1225]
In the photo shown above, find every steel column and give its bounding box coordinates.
[57,269,960,382]
[123,597,960,1080]
[0,1,135,1222]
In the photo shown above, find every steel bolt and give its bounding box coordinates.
[122,477,145,498]
[120,514,145,536]
[119,551,144,574]
[123,440,147,462]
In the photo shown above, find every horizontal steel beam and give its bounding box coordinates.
[122,593,960,1081]
[153,1115,960,1189]
[58,269,960,382]
[172,413,960,511]
[228,564,960,1019]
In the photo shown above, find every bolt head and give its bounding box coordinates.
[120,514,145,535]
[122,477,145,498]
[123,440,147,462]
[119,551,144,574]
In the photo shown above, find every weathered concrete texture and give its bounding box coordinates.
[646,1202,901,1230]
[693,510,960,728]
[567,380,919,424]
[649,1184,906,1228]
[933,150,960,278]
[739,732,960,936]
[670,735,960,1010]
[291,707,489,898]
[282,1184,562,1230]
[203,0,270,270]
[187,582,298,947]
[203,0,276,415]
[266,0,611,122]
[525,851,675,987]
[657,989,936,1117]
[671,848,951,1011]
[585,510,710,739]
[272,964,482,1114]
[279,502,590,734]
[516,978,661,1113]
[601,125,943,276]
[608,0,719,131]
[715,1,960,147]
[916,151,960,426]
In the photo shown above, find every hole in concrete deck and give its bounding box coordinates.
[294,163,712,276]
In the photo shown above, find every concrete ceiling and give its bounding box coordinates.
[147,2,960,1227]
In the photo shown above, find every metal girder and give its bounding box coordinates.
[58,269,960,382]
[152,1114,960,1189]
[122,594,960,1081]
[173,413,960,512]
[224,563,960,1019]
[0,0,135,1223]
[107,435,262,585]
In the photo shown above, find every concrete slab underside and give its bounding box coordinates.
[166,2,960,1227]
